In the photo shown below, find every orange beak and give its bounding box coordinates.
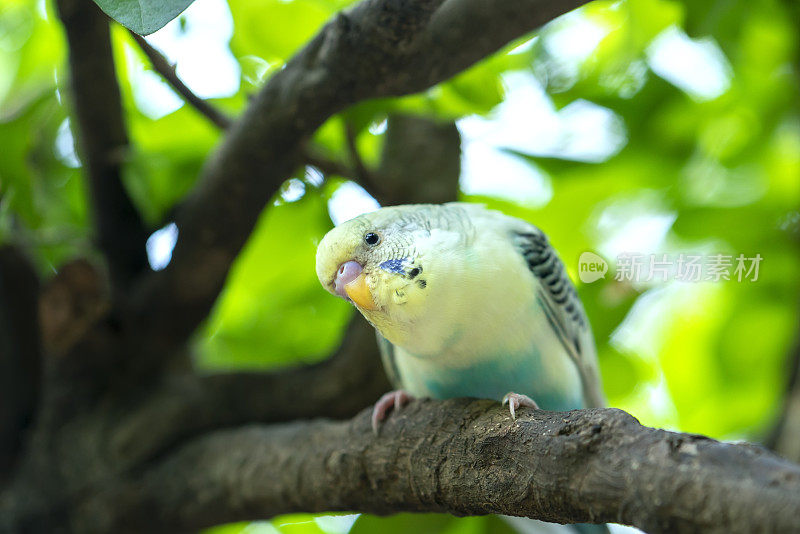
[345,273,378,310]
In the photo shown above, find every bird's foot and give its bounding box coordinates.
[371,390,414,434]
[502,392,539,419]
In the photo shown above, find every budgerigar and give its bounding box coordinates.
[315,203,605,431]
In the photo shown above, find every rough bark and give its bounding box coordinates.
[73,400,800,534]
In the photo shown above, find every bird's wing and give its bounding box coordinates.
[376,332,404,390]
[513,228,606,408]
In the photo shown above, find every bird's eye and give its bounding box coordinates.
[364,232,381,246]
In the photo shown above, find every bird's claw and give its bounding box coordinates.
[502,392,539,419]
[371,390,414,434]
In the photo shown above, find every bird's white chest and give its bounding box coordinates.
[392,233,542,359]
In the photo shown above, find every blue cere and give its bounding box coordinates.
[380,258,408,274]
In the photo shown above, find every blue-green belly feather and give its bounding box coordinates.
[413,348,583,411]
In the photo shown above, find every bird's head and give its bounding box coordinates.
[316,205,460,344]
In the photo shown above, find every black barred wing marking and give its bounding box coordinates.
[514,230,605,408]
[517,230,586,329]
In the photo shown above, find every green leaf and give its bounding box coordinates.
[0,0,65,117]
[350,514,457,534]
[0,87,91,271]
[351,514,522,534]
[272,514,331,534]
[123,104,222,224]
[228,0,336,64]
[194,188,352,370]
[91,0,195,35]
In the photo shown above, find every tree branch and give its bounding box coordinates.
[343,122,384,199]
[376,114,461,204]
[304,146,383,202]
[197,315,390,422]
[128,31,234,130]
[76,400,800,533]
[0,247,41,483]
[305,150,354,180]
[128,0,588,360]
[56,0,149,292]
[106,315,390,468]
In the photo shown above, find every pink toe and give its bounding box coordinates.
[503,392,540,419]
[394,390,412,410]
[371,392,396,432]
[371,390,414,433]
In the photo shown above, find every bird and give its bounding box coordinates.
[315,202,606,432]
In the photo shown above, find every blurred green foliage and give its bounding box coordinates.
[1,0,799,531]
[206,513,520,534]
